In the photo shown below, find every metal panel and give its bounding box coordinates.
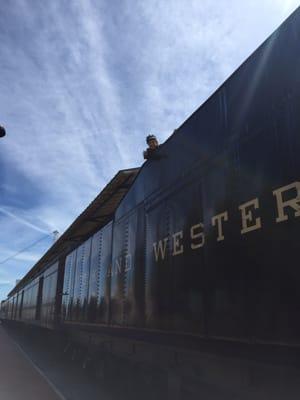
[72,243,85,321]
[145,199,170,330]
[21,278,39,322]
[201,157,246,339]
[62,250,77,321]
[235,120,300,344]
[87,230,102,323]
[40,262,59,328]
[19,290,24,319]
[110,206,145,326]
[110,217,128,325]
[14,295,18,320]
[96,222,113,323]
[145,179,205,333]
[126,205,145,326]
[11,296,15,320]
[35,277,44,320]
[77,238,92,322]
[63,241,90,323]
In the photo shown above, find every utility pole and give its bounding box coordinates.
[53,230,60,242]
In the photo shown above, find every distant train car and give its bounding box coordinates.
[3,169,139,332]
[3,7,300,399]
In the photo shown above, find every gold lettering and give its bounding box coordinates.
[153,238,169,261]
[107,263,112,277]
[273,182,300,222]
[212,211,228,241]
[239,198,262,234]
[172,231,184,256]
[124,254,131,272]
[190,223,205,249]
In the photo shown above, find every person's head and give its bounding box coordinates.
[0,125,6,138]
[146,134,159,150]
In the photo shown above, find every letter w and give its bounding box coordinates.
[153,238,168,262]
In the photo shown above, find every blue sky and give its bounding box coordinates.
[0,0,298,300]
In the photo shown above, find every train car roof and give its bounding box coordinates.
[8,167,139,297]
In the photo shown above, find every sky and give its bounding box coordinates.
[0,0,299,300]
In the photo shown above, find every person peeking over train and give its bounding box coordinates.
[143,134,160,160]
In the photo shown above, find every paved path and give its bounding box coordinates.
[0,324,62,400]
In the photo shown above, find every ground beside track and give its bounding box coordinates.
[0,324,63,400]
[1,323,114,400]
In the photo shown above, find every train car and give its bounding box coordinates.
[62,5,300,344]
[3,169,139,331]
[57,9,300,398]
[3,7,300,399]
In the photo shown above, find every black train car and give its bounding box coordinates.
[3,7,300,399]
[2,169,138,331]
[1,260,63,329]
[67,6,300,344]
[60,8,300,398]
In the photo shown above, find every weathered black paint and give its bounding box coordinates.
[87,221,112,324]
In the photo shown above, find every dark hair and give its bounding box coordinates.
[146,134,157,144]
[0,125,6,138]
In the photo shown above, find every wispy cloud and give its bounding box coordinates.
[10,251,42,263]
[0,206,49,234]
[0,281,11,286]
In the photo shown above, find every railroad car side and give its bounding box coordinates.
[2,8,300,399]
[62,221,113,326]
[39,261,61,329]
[3,260,64,330]
[88,222,112,324]
[110,204,145,327]
[59,7,300,348]
[109,4,300,347]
